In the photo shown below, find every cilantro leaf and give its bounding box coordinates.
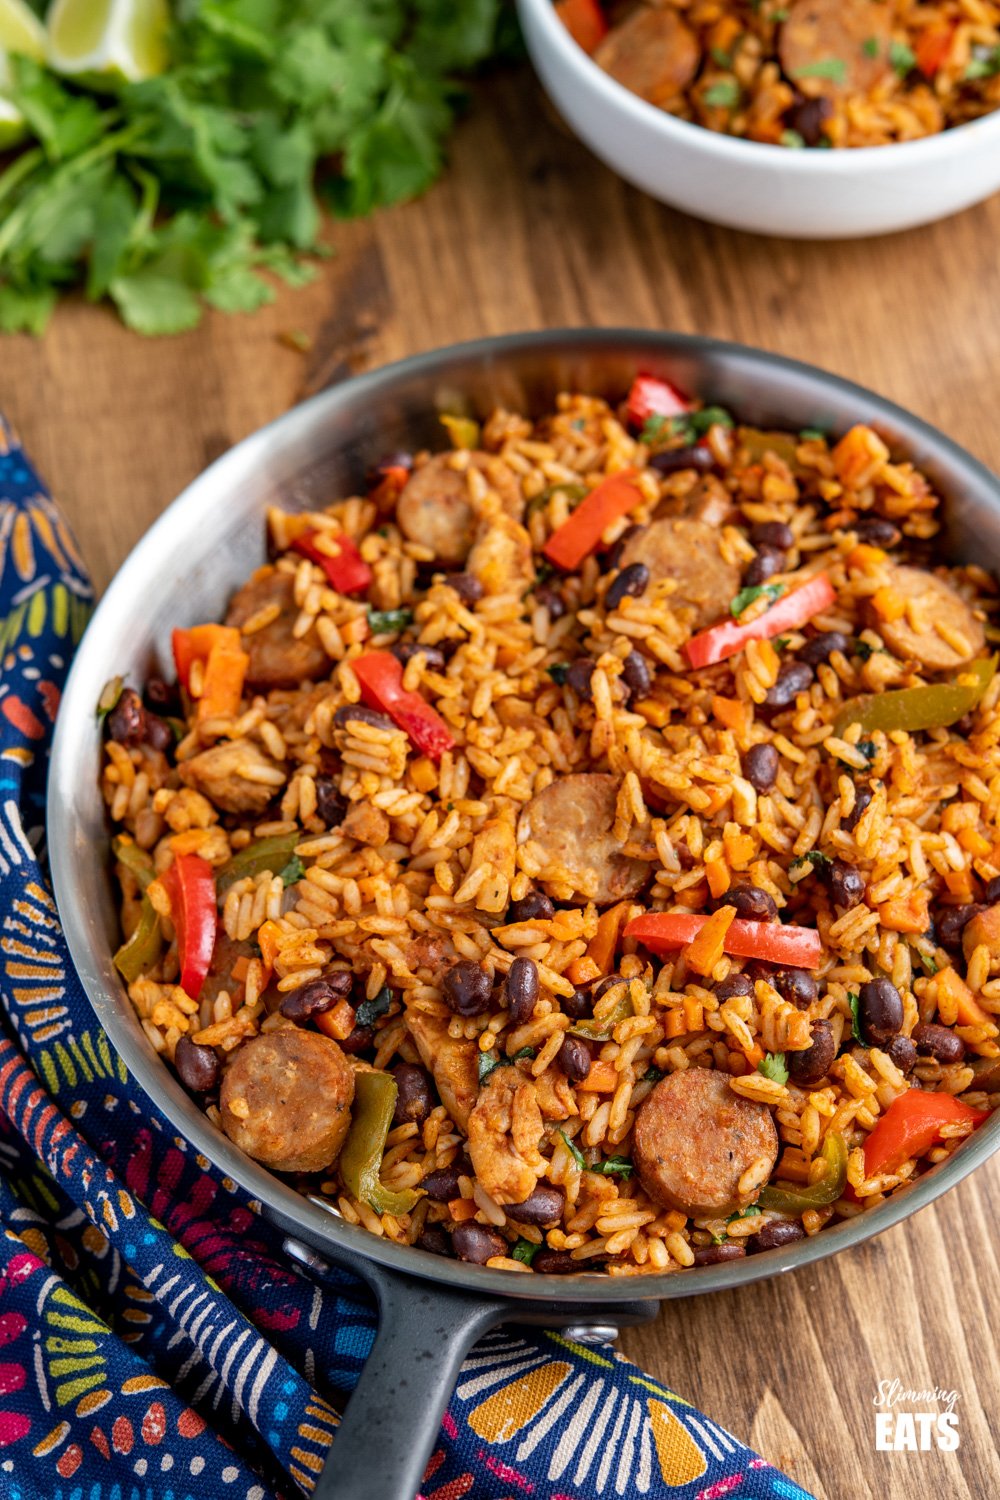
[511,1237,539,1265]
[478,1051,501,1084]
[793,57,848,82]
[730,582,784,618]
[889,40,916,76]
[558,1130,586,1169]
[587,1156,634,1179]
[848,991,869,1047]
[367,606,414,635]
[703,79,741,109]
[547,663,570,685]
[355,984,393,1029]
[278,855,306,887]
[758,1052,789,1085]
[725,1205,762,1224]
[965,45,1000,80]
[643,1066,664,1085]
[790,850,833,875]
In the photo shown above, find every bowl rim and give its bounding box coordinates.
[517,0,1000,168]
[49,325,1000,1305]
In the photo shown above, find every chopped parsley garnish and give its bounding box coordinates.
[889,41,917,76]
[703,78,742,110]
[861,36,880,59]
[690,406,735,434]
[966,45,1000,80]
[478,1051,501,1084]
[511,1238,539,1265]
[643,1066,665,1085]
[726,1205,762,1224]
[641,413,670,443]
[790,849,833,874]
[758,1052,789,1085]
[278,855,306,887]
[559,1130,586,1169]
[781,129,806,150]
[793,57,848,83]
[799,427,826,441]
[730,581,784,618]
[852,637,883,661]
[587,1156,634,1179]
[773,635,792,651]
[848,991,869,1047]
[547,663,571,685]
[355,985,393,1030]
[909,943,940,977]
[511,1046,537,1061]
[857,739,877,764]
[711,45,735,68]
[367,607,413,635]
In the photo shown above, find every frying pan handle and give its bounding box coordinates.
[311,1254,508,1500]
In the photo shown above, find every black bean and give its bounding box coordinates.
[333,703,394,732]
[567,658,596,700]
[531,1249,584,1274]
[913,1023,966,1065]
[174,1036,220,1094]
[507,1184,565,1227]
[843,782,874,834]
[716,885,778,923]
[442,959,493,1017]
[423,1164,464,1201]
[798,631,850,667]
[787,1019,836,1084]
[649,445,715,477]
[452,1222,507,1264]
[606,563,650,612]
[984,877,1000,905]
[858,978,903,1046]
[314,776,347,829]
[936,905,983,950]
[822,858,866,910]
[563,988,593,1021]
[558,1035,592,1083]
[854,515,901,547]
[743,742,779,793]
[445,572,484,606]
[144,675,179,713]
[954,713,975,736]
[692,1243,747,1265]
[886,1035,917,1074]
[784,94,832,147]
[505,957,539,1026]
[106,687,146,745]
[144,714,173,752]
[621,650,652,698]
[762,661,814,712]
[602,525,641,573]
[340,1025,375,1055]
[390,642,446,671]
[508,890,555,924]
[391,1062,435,1126]
[280,973,353,1023]
[749,522,794,552]
[744,547,784,587]
[416,1226,452,1257]
[772,968,818,1009]
[715,973,756,1001]
[593,974,627,1002]
[534,584,566,620]
[747,1220,806,1253]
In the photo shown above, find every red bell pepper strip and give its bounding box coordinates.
[684,571,837,669]
[353,650,456,762]
[863,1089,988,1179]
[161,854,217,1001]
[543,471,644,571]
[554,0,608,54]
[625,911,824,969]
[172,625,241,691]
[292,531,372,596]
[625,374,691,430]
[915,23,954,78]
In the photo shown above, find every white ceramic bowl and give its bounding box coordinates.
[516,0,1000,238]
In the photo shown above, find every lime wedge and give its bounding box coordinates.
[47,0,170,85]
[0,0,46,146]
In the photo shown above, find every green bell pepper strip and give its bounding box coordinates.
[833,656,996,739]
[757,1130,848,1214]
[113,897,163,984]
[216,833,301,896]
[112,835,155,891]
[568,992,633,1040]
[340,1072,421,1216]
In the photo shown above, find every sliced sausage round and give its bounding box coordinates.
[517,772,648,905]
[633,1068,778,1217]
[226,569,328,689]
[595,7,699,107]
[618,518,741,630]
[396,453,522,566]
[867,566,985,671]
[220,1030,355,1175]
[779,0,892,100]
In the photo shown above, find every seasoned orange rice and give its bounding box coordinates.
[102,382,1000,1276]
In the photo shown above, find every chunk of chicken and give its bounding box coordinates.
[467,1065,544,1205]
[179,738,284,815]
[405,1008,478,1131]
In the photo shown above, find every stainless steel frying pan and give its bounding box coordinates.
[48,329,1000,1500]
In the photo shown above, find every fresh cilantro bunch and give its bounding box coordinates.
[0,0,506,335]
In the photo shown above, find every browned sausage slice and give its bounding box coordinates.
[226,569,328,690]
[595,6,699,107]
[406,1008,479,1131]
[517,772,648,905]
[867,566,986,671]
[220,1030,355,1174]
[619,517,741,629]
[633,1068,778,1216]
[779,0,892,100]
[396,453,523,566]
[179,738,284,815]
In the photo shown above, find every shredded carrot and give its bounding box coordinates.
[711,694,747,733]
[197,637,249,722]
[448,1197,478,1221]
[587,903,628,975]
[566,956,601,987]
[878,894,930,934]
[683,906,736,976]
[937,966,995,1030]
[705,856,730,900]
[872,586,906,623]
[576,1059,618,1092]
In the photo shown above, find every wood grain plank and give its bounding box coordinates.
[3,61,1000,1497]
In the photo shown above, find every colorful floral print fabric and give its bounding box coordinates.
[0,414,815,1500]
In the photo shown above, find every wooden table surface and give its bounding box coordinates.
[4,63,1000,1500]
